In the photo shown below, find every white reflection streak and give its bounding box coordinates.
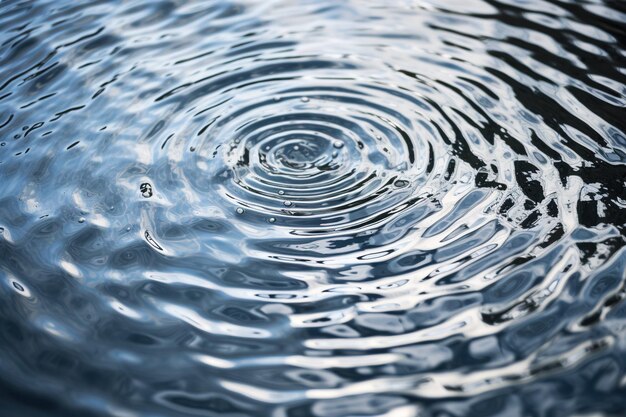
[161,303,272,338]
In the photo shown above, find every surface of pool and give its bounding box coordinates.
[1,1,625,416]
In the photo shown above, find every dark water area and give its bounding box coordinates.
[1,0,626,416]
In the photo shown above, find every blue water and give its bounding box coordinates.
[1,1,626,416]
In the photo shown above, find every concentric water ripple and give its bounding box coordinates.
[195,80,435,230]
[1,1,626,416]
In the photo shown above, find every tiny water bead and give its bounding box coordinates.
[140,183,153,198]
[394,179,409,188]
[236,207,245,214]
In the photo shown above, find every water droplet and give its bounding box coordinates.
[140,183,153,198]
[78,217,85,223]
[300,96,309,103]
[190,146,196,152]
[278,190,285,195]
[332,151,338,158]
[333,140,344,149]
[273,96,281,101]
[293,145,300,151]
[268,217,276,223]
[126,226,131,232]
[236,207,244,214]
[283,200,292,207]
[144,230,163,251]
[394,179,409,188]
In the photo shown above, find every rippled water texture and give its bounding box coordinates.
[1,0,626,416]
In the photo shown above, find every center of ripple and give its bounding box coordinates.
[263,135,341,175]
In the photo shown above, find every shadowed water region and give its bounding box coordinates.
[1,0,626,416]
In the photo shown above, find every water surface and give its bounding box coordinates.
[1,0,626,416]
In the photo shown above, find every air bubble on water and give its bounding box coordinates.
[394,179,409,188]
[278,190,285,195]
[268,217,276,223]
[236,207,244,214]
[283,200,292,207]
[333,140,343,149]
[293,145,300,151]
[78,217,85,223]
[300,96,309,103]
[190,146,196,152]
[332,151,338,158]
